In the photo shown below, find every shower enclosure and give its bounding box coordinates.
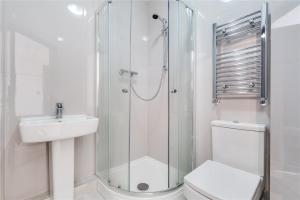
[96,0,195,194]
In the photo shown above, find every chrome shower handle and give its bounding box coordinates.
[119,69,138,77]
[170,89,177,93]
[122,89,128,93]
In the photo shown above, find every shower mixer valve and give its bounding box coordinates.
[119,69,138,77]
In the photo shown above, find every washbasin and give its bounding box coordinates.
[19,114,99,200]
[20,115,99,143]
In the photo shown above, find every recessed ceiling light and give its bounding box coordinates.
[220,0,232,2]
[57,37,64,42]
[67,4,87,17]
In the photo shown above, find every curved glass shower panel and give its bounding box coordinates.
[96,0,132,191]
[96,0,195,194]
[177,4,194,183]
[168,0,179,188]
[96,2,109,183]
[130,0,169,193]
[169,0,195,188]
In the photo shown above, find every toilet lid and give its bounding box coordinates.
[184,160,262,200]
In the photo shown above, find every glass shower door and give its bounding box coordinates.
[169,0,195,188]
[97,0,195,193]
[96,0,131,191]
[96,1,109,183]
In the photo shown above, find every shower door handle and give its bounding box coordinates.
[119,69,138,77]
[170,89,177,93]
[122,89,128,93]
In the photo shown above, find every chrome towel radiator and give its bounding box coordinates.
[212,3,270,105]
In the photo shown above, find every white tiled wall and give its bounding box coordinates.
[130,0,151,162]
[146,1,168,164]
[270,5,300,199]
[2,1,101,199]
[14,33,49,116]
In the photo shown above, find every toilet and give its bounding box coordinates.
[184,120,266,200]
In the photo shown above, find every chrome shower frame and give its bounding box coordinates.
[95,0,197,197]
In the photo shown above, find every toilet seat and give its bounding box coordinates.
[184,160,263,200]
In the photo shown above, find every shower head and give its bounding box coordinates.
[152,14,159,20]
[152,13,167,25]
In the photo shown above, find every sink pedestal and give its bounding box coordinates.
[19,115,99,200]
[51,138,74,200]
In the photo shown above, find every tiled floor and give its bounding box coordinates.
[75,181,103,200]
[44,180,104,200]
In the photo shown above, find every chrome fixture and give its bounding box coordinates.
[170,89,177,93]
[152,14,168,33]
[152,14,166,24]
[212,3,269,105]
[121,88,128,93]
[119,69,138,77]
[56,103,64,119]
[130,13,169,101]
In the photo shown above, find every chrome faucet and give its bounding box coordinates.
[56,103,63,119]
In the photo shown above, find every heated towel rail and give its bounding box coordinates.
[212,3,270,105]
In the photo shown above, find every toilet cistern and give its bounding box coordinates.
[184,120,266,200]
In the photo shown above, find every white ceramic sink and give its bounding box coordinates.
[19,115,99,200]
[20,115,99,143]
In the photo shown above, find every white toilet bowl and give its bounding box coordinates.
[184,160,263,200]
[184,121,266,200]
